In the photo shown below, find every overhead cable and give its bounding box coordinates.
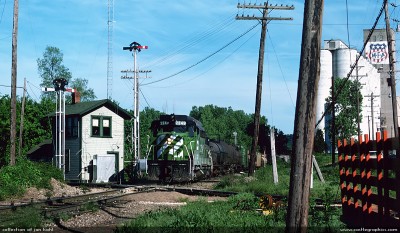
[315,2,386,129]
[142,22,260,86]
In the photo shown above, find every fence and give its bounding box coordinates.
[337,130,400,227]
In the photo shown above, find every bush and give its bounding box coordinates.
[0,158,63,200]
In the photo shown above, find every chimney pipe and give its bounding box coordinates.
[72,90,80,104]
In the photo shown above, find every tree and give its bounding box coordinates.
[69,78,96,102]
[190,105,253,148]
[37,46,96,102]
[314,128,326,153]
[37,46,72,91]
[325,78,363,141]
[0,95,53,168]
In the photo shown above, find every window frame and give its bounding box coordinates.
[91,116,112,138]
[66,116,79,138]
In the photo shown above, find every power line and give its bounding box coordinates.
[146,25,259,89]
[142,14,238,69]
[267,32,295,108]
[315,2,386,129]
[142,22,260,87]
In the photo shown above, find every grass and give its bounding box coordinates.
[116,153,347,232]
[0,206,43,229]
[0,158,64,228]
[116,193,287,233]
[0,158,63,201]
[215,154,341,202]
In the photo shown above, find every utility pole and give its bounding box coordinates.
[286,1,324,232]
[10,0,19,166]
[385,0,400,199]
[351,62,367,138]
[236,2,294,176]
[384,0,399,149]
[365,93,380,140]
[331,76,335,165]
[18,78,26,158]
[122,42,149,165]
[107,0,114,99]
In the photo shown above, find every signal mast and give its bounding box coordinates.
[123,42,148,165]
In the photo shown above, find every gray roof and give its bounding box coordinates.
[53,99,132,120]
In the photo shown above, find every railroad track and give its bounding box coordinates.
[0,185,239,219]
[0,183,340,228]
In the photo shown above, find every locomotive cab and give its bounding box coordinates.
[146,114,212,182]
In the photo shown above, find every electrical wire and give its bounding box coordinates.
[141,22,260,87]
[0,0,6,25]
[139,88,151,108]
[345,0,352,64]
[315,2,386,129]
[145,25,259,89]
[141,14,237,69]
[267,33,295,108]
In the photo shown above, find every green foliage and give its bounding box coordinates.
[37,46,96,102]
[0,95,11,166]
[117,154,345,231]
[116,195,285,233]
[309,186,346,231]
[190,105,290,156]
[0,158,63,201]
[37,46,72,98]
[0,206,43,228]
[314,129,326,153]
[80,201,99,212]
[215,160,291,196]
[229,192,259,211]
[190,105,253,147]
[0,95,54,167]
[325,78,363,141]
[68,78,96,102]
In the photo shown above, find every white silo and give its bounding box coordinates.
[316,50,333,134]
[332,48,358,78]
[356,58,381,138]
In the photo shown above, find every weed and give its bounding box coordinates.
[0,206,43,228]
[79,184,91,194]
[80,201,99,212]
[45,190,53,199]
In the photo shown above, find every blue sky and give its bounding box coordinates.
[0,0,399,134]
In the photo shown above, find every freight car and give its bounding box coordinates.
[208,139,244,176]
[144,114,247,182]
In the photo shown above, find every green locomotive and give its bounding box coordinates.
[146,114,212,182]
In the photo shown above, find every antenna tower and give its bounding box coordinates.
[107,0,114,99]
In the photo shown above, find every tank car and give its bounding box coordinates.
[145,114,212,182]
[209,140,244,175]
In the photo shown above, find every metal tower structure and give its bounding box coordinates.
[107,0,114,99]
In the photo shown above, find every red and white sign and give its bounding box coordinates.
[365,41,389,65]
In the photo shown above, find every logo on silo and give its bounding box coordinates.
[365,42,389,64]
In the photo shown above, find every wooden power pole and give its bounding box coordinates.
[18,78,26,158]
[286,1,324,232]
[236,2,294,176]
[384,0,399,144]
[384,0,400,202]
[10,0,19,166]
